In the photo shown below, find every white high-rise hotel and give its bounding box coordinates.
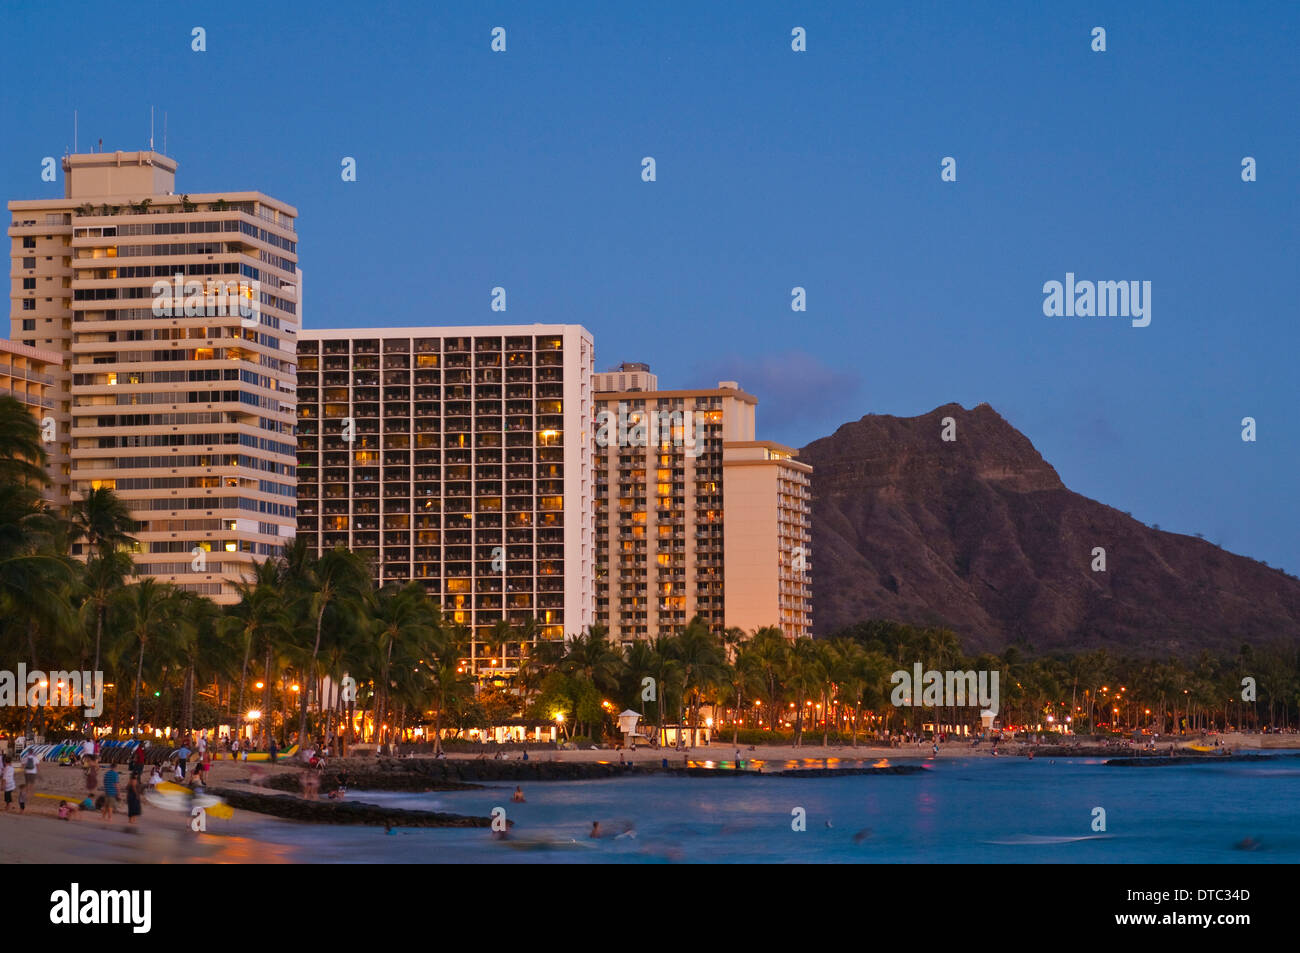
[8,150,299,602]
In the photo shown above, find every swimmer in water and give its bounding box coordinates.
[589,821,601,839]
[511,786,525,803]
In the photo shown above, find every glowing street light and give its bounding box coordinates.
[247,709,262,721]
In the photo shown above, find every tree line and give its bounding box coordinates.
[2,396,1297,750]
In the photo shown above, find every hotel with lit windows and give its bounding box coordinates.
[295,326,596,673]
[593,364,812,644]
[7,150,300,602]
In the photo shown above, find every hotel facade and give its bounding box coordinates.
[7,150,300,601]
[9,152,808,644]
[0,339,68,505]
[295,326,596,672]
[593,364,812,644]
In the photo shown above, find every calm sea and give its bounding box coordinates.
[222,754,1300,863]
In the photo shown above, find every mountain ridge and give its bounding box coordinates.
[800,402,1300,655]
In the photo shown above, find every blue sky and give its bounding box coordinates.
[3,1,1297,573]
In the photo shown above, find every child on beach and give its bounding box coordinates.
[58,801,72,820]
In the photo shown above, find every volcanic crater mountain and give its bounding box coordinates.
[800,403,1300,655]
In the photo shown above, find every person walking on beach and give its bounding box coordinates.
[268,737,278,765]
[84,757,99,800]
[21,748,38,800]
[131,742,146,780]
[126,775,142,825]
[101,765,120,820]
[2,755,14,811]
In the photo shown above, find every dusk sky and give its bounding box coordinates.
[4,1,1296,575]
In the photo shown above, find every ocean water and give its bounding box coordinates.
[217,755,1300,863]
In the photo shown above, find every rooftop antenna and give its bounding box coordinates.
[150,105,154,151]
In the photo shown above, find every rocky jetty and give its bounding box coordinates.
[208,787,497,827]
[1104,753,1300,767]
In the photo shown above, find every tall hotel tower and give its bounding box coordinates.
[593,364,812,644]
[295,326,596,673]
[7,150,300,602]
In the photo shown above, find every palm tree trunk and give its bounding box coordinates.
[262,647,273,744]
[183,665,195,733]
[133,638,146,738]
[298,606,325,749]
[235,630,250,726]
[731,685,742,745]
[657,683,665,747]
[93,603,105,682]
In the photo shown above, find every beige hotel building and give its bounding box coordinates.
[593,363,812,643]
[295,326,596,673]
[0,339,68,505]
[8,150,300,601]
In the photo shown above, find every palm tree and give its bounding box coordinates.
[787,637,826,747]
[0,396,49,489]
[0,399,75,724]
[174,590,222,734]
[81,549,134,679]
[68,486,137,674]
[749,627,789,732]
[69,486,136,561]
[673,616,725,747]
[425,626,472,755]
[290,545,371,750]
[116,578,180,738]
[828,638,866,745]
[647,635,681,746]
[225,558,290,728]
[723,642,761,744]
[371,582,438,749]
[484,617,515,681]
